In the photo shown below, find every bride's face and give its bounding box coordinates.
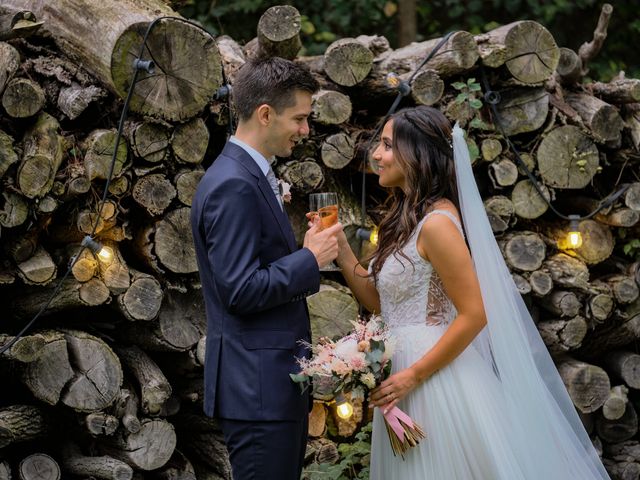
[373,120,406,189]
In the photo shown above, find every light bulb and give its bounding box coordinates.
[369,227,379,246]
[566,215,583,249]
[336,400,354,419]
[97,246,114,263]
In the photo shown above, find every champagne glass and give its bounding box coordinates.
[309,192,340,271]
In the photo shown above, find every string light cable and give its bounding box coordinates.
[477,64,631,248]
[1,16,227,356]
[357,31,455,248]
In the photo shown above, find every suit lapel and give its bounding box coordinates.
[224,143,297,253]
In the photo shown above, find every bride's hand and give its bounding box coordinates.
[369,368,419,414]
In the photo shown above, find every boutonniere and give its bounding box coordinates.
[278,179,292,203]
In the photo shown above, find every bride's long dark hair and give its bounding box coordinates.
[369,106,461,283]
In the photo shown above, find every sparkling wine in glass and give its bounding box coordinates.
[309,192,340,271]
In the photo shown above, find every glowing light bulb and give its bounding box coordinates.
[97,246,114,263]
[336,400,354,419]
[567,231,582,248]
[369,227,379,246]
[385,72,401,89]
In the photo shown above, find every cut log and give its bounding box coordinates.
[127,121,170,163]
[0,334,45,363]
[588,292,614,323]
[154,207,197,274]
[511,180,550,219]
[18,112,65,199]
[255,5,301,60]
[596,403,638,444]
[133,173,177,216]
[607,276,640,304]
[484,195,514,233]
[603,459,640,480]
[624,183,640,211]
[321,133,355,170]
[499,231,546,272]
[1,0,223,121]
[312,90,352,125]
[481,138,502,162]
[306,438,339,466]
[112,386,141,434]
[16,246,56,286]
[557,357,610,413]
[0,42,20,93]
[101,418,176,471]
[376,31,478,79]
[592,78,640,104]
[568,219,615,265]
[83,129,128,181]
[175,169,204,206]
[0,192,29,228]
[475,21,559,84]
[623,103,640,150]
[528,270,553,296]
[0,128,18,178]
[85,412,119,436]
[578,305,640,359]
[171,118,209,165]
[488,158,518,187]
[539,290,581,317]
[1,77,45,118]
[565,92,624,145]
[605,351,640,389]
[276,159,324,193]
[18,453,60,480]
[407,69,444,106]
[494,88,549,136]
[323,38,374,87]
[0,461,9,480]
[537,316,587,355]
[555,47,582,85]
[603,385,629,421]
[119,287,201,351]
[116,270,163,322]
[512,273,531,295]
[115,345,171,415]
[0,405,48,448]
[61,442,132,480]
[59,329,122,412]
[542,253,590,291]
[597,207,640,228]
[536,125,599,189]
[307,284,358,346]
[308,401,327,438]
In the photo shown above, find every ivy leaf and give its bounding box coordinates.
[469,98,483,109]
[468,83,482,91]
[452,81,467,90]
[456,92,468,104]
[467,77,477,84]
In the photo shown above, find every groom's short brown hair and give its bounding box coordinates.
[232,57,319,122]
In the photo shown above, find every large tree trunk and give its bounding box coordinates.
[1,0,223,121]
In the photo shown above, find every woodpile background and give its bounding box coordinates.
[0,1,639,479]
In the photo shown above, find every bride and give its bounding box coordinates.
[334,106,611,479]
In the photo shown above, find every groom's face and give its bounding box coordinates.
[263,90,312,158]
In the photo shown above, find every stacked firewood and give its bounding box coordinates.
[1,0,639,478]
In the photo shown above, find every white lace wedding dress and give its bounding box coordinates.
[370,210,537,479]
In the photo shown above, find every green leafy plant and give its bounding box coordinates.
[452,78,483,110]
[303,423,372,480]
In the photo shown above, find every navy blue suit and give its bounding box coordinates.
[191,141,320,479]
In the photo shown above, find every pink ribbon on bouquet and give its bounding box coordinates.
[383,406,416,440]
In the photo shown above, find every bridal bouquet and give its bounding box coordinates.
[290,315,425,458]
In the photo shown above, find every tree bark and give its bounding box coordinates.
[538,316,588,355]
[0,405,48,449]
[255,5,301,60]
[62,442,133,480]
[494,87,549,136]
[557,357,610,413]
[83,129,128,181]
[565,92,624,145]
[605,351,640,389]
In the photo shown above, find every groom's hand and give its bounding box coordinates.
[304,222,342,268]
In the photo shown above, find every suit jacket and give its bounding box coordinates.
[191,141,320,421]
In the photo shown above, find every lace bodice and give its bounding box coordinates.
[374,210,464,329]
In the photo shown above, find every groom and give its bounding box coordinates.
[191,57,341,480]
